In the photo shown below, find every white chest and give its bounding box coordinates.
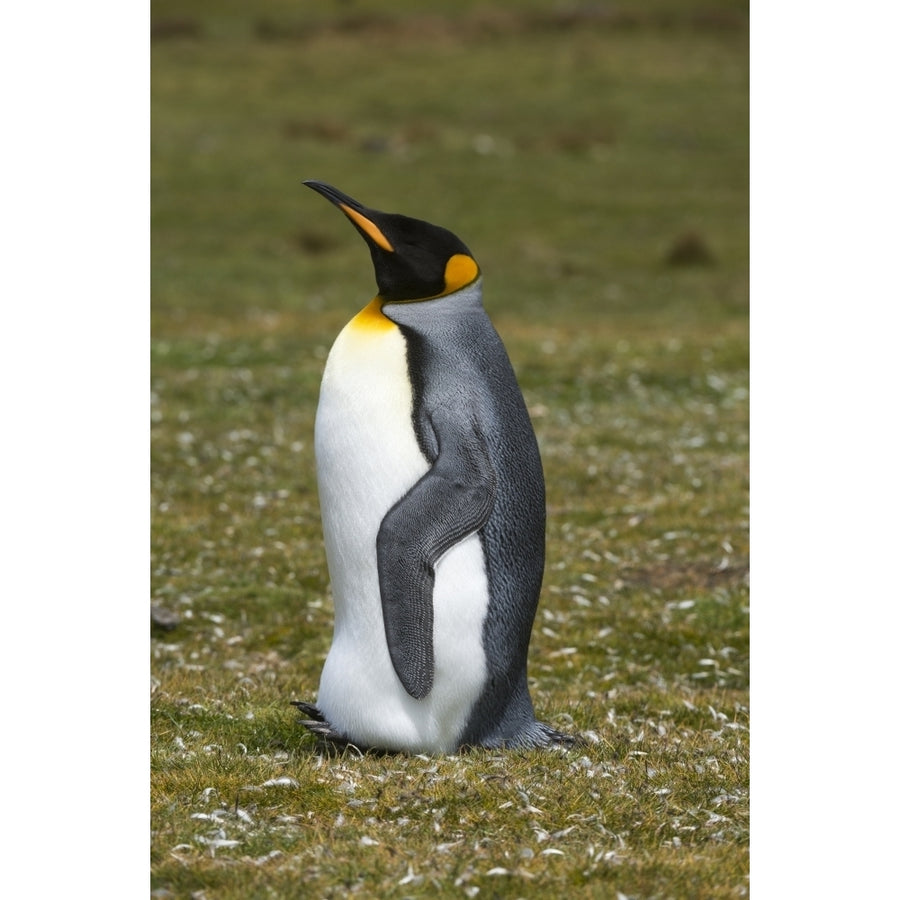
[314,309,429,614]
[312,302,489,753]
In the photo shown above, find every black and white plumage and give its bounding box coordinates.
[295,181,574,754]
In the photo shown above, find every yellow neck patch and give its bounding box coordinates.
[348,298,395,333]
[340,204,395,253]
[441,254,480,296]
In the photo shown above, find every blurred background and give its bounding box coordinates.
[152,0,748,338]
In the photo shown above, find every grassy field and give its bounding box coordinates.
[151,2,748,897]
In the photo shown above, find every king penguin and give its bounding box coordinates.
[295,180,573,754]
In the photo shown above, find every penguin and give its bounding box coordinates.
[295,180,573,754]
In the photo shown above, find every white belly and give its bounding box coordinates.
[313,306,489,753]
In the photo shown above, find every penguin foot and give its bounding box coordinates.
[460,720,582,752]
[291,701,344,741]
[532,721,581,749]
[495,721,581,751]
[292,702,581,754]
[291,701,372,755]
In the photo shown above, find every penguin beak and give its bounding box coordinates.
[304,180,395,253]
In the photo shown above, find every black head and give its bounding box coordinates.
[304,180,480,302]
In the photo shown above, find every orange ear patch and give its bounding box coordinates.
[443,254,480,294]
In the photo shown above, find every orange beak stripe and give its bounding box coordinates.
[340,204,395,253]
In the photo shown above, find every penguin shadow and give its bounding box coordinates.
[290,701,583,759]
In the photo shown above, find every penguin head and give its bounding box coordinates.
[304,180,480,302]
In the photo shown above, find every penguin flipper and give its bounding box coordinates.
[376,409,497,700]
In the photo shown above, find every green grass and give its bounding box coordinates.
[152,2,748,896]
